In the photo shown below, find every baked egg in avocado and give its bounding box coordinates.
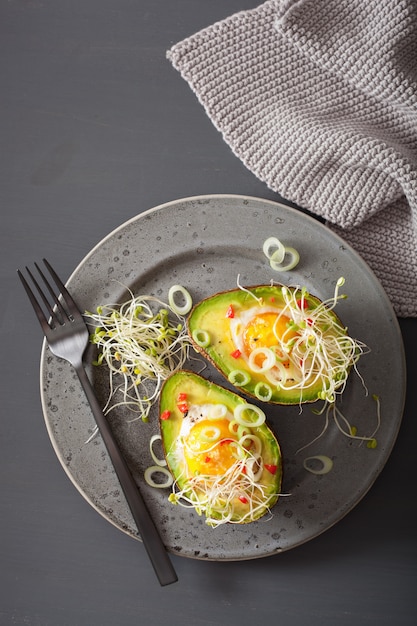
[159,371,282,527]
[187,282,364,405]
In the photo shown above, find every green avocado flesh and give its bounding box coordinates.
[159,370,282,526]
[187,284,349,405]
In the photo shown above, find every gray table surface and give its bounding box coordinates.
[2,2,416,625]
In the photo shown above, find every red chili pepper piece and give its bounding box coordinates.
[296,298,309,310]
[205,456,211,463]
[177,402,189,414]
[238,495,249,504]
[264,464,278,474]
[160,410,171,421]
[177,392,187,401]
[307,318,313,326]
[226,305,235,318]
[230,349,241,359]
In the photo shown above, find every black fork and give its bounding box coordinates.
[18,259,178,586]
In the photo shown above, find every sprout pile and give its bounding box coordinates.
[85,291,192,423]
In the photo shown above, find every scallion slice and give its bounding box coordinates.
[144,466,173,488]
[254,381,273,401]
[303,455,333,475]
[191,328,211,348]
[149,434,167,467]
[234,403,266,428]
[168,284,193,316]
[228,369,251,386]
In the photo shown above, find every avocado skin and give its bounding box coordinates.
[159,370,282,524]
[187,284,346,405]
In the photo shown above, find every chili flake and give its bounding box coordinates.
[226,305,235,318]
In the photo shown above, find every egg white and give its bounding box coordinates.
[178,403,233,439]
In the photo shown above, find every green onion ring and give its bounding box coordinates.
[234,403,266,428]
[248,347,276,373]
[303,455,333,475]
[238,433,262,456]
[254,381,273,401]
[228,421,251,441]
[228,369,251,386]
[262,236,286,264]
[200,426,221,443]
[270,246,300,272]
[191,329,210,348]
[144,465,173,488]
[149,434,167,467]
[168,284,193,316]
[237,424,251,440]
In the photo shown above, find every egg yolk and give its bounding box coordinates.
[243,312,297,355]
[184,418,236,476]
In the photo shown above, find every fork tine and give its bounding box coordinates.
[43,258,81,320]
[25,264,64,326]
[17,268,52,335]
[32,261,68,324]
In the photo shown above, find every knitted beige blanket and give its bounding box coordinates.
[168,0,417,317]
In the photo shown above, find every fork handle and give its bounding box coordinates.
[74,362,178,586]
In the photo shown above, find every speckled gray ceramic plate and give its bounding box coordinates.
[40,195,406,560]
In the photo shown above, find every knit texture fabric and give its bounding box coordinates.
[167,0,417,317]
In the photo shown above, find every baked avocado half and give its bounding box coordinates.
[159,370,282,527]
[188,283,359,405]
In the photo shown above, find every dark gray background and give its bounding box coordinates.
[1,2,416,625]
